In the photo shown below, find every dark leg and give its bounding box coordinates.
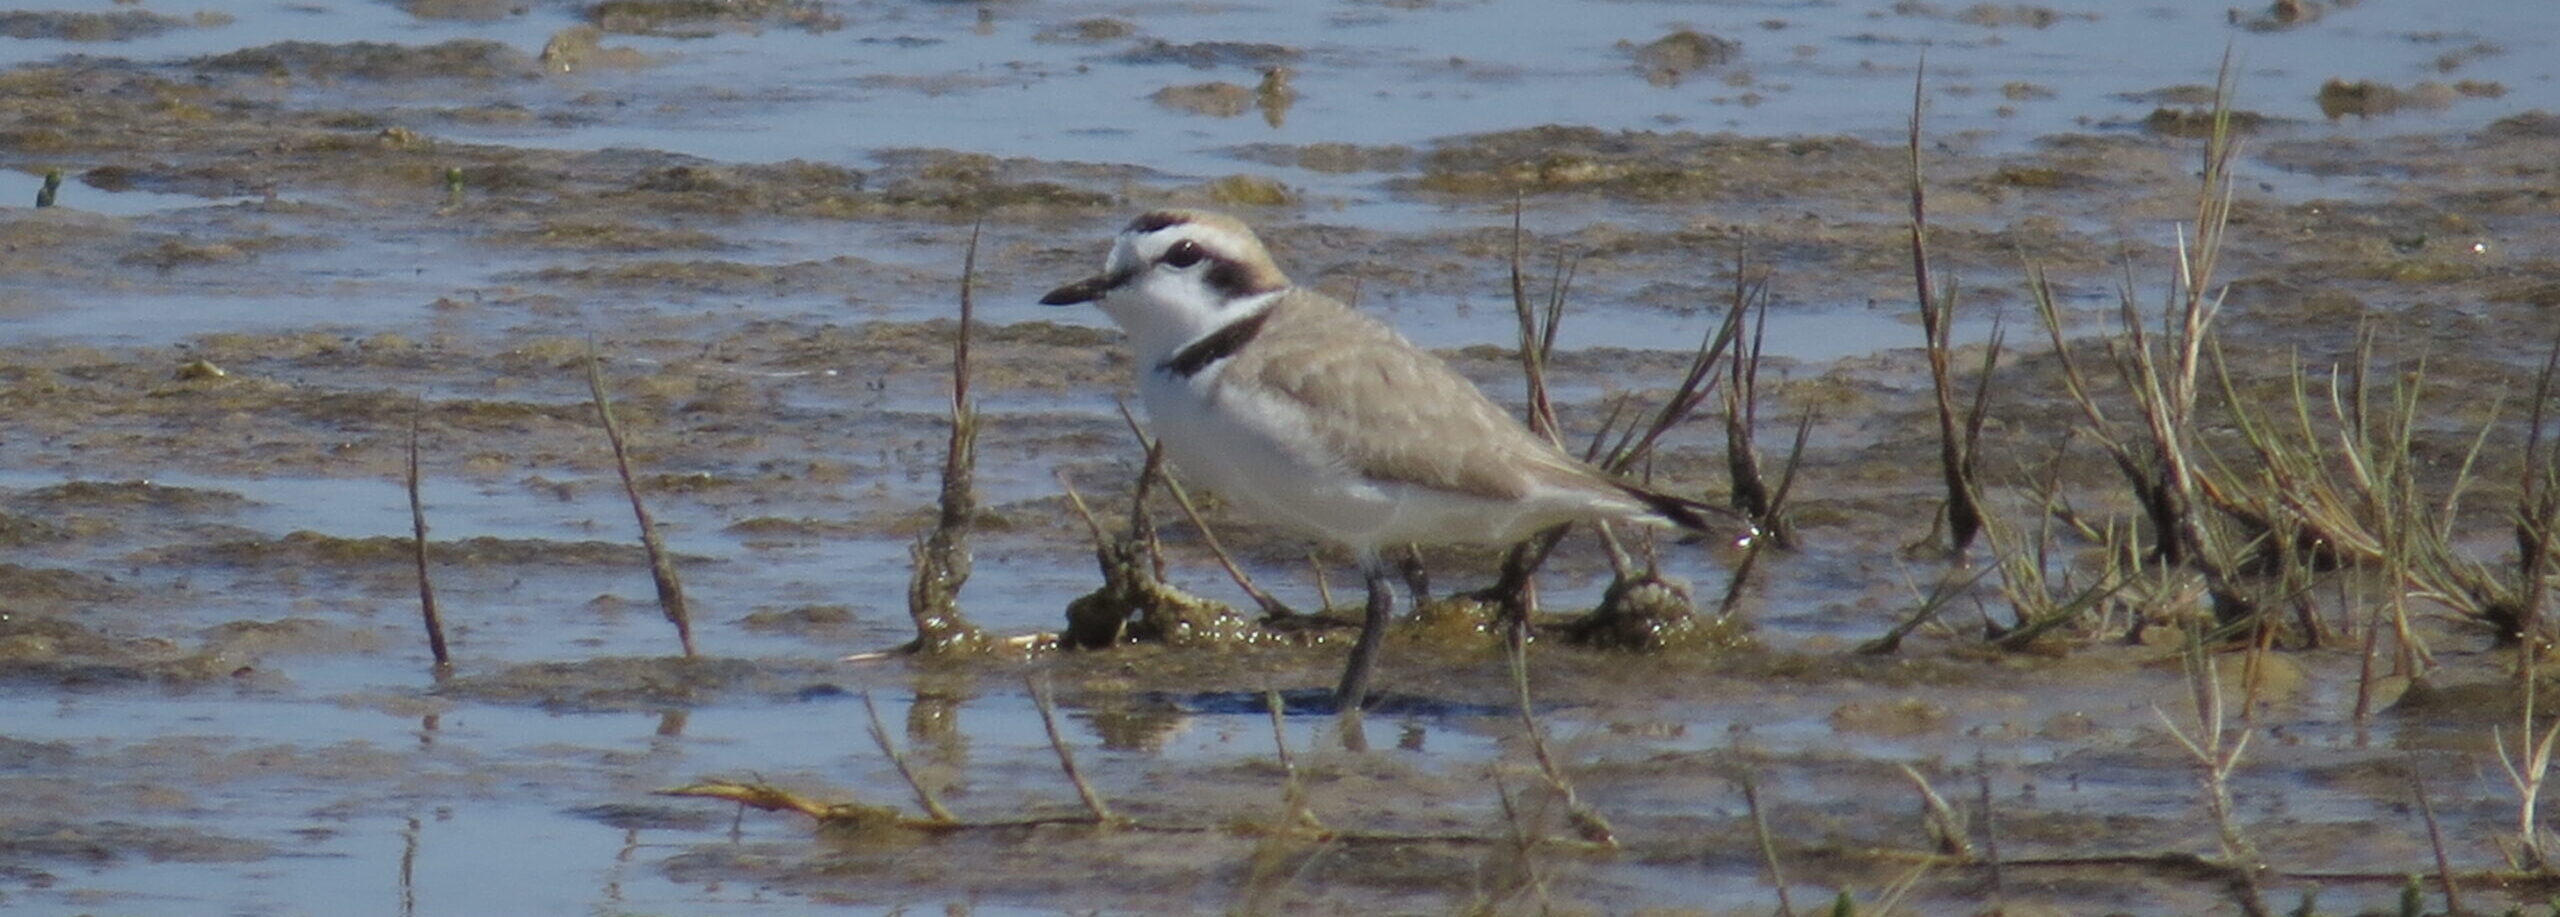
[1398,544,1432,607]
[1332,562,1396,713]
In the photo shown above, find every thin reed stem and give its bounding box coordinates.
[406,400,450,669]
[584,343,695,658]
[1906,56,1989,557]
[1027,676,1116,825]
[861,691,955,823]
[1741,773,1797,917]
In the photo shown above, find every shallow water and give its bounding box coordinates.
[3,0,2559,914]
[4,0,2550,351]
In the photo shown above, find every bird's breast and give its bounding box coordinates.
[1138,368,1373,529]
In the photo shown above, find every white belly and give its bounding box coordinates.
[1140,370,1566,557]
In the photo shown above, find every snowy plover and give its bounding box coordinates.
[1042,210,1736,710]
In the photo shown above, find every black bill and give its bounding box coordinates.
[1039,271,1123,306]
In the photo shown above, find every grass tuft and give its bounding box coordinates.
[904,220,992,653]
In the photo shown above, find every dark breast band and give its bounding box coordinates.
[1157,307,1275,378]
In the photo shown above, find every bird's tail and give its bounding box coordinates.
[1615,481,1758,547]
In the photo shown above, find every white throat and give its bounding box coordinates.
[1103,284,1288,365]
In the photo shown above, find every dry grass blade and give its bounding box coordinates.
[1723,251,1797,547]
[2193,335,2399,580]
[2152,626,2271,916]
[1055,470,1136,648]
[1599,283,1744,480]
[657,779,906,828]
[406,399,450,669]
[1905,58,1993,558]
[1897,764,1972,860]
[1483,767,1562,912]
[1721,410,1814,617]
[1129,434,1169,581]
[1870,861,1934,917]
[1496,202,1743,604]
[1027,676,1118,825]
[584,342,695,658]
[1482,204,1749,654]
[1056,472,1111,555]
[1740,772,1798,917]
[1508,641,1614,849]
[2019,51,2256,632]
[861,691,956,823]
[1976,758,2006,904]
[1482,205,1582,638]
[2510,328,2560,646]
[1977,473,2133,650]
[1855,559,1995,655]
[1265,689,1323,833]
[2408,770,2466,913]
[2490,334,2560,874]
[1508,194,1563,444]
[2492,694,2560,871]
[2402,333,2558,652]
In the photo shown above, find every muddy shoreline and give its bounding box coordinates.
[5,4,2560,915]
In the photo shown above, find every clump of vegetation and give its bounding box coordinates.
[903,224,992,655]
[584,0,842,36]
[1057,444,1250,649]
[192,39,539,83]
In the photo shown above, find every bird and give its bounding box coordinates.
[1040,209,1738,712]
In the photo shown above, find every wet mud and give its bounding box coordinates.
[1,2,2558,915]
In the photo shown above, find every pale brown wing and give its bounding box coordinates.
[1224,294,1601,501]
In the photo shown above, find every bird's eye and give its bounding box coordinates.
[1162,240,1205,269]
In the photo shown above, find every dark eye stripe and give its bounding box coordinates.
[1126,211,1191,234]
[1205,257,1281,300]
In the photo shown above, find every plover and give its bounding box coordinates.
[1042,209,1736,710]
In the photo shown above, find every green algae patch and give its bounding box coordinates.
[203,618,383,656]
[2138,105,2274,138]
[530,258,845,293]
[500,220,731,253]
[0,563,137,603]
[436,656,797,710]
[1224,142,1416,174]
[737,604,859,635]
[587,0,843,36]
[1408,125,1899,202]
[192,39,541,83]
[1152,82,1256,118]
[0,615,240,686]
[0,819,274,865]
[1203,174,1294,207]
[18,480,247,512]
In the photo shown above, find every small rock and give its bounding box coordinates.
[1626,29,1738,86]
